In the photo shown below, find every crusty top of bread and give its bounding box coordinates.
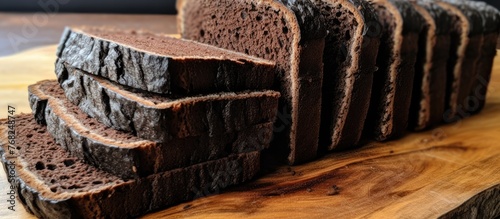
[56,60,280,142]
[57,59,280,108]
[57,26,277,95]
[440,0,484,35]
[464,0,500,34]
[58,26,276,65]
[414,0,453,35]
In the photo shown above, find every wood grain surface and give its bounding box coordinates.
[0,45,499,218]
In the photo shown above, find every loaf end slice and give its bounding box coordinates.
[0,115,260,219]
[57,26,276,95]
[29,80,273,179]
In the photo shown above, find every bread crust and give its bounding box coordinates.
[312,0,381,151]
[437,1,483,122]
[0,116,260,219]
[58,27,276,95]
[29,81,273,179]
[464,1,500,114]
[366,0,423,141]
[409,1,452,131]
[56,60,280,143]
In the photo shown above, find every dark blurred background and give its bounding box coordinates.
[0,0,498,14]
[0,0,177,14]
[484,0,500,9]
[0,0,178,56]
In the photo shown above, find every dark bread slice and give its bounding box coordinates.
[365,0,423,141]
[0,115,260,219]
[29,80,273,179]
[57,26,276,95]
[464,1,500,114]
[408,0,452,131]
[311,0,381,151]
[178,0,327,164]
[55,59,280,143]
[436,0,484,122]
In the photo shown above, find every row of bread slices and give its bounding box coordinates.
[1,27,284,218]
[177,0,500,164]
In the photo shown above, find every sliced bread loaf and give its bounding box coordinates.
[0,115,260,219]
[178,0,327,164]
[311,0,381,151]
[57,26,276,95]
[29,80,273,179]
[464,1,500,114]
[436,0,483,122]
[408,0,452,131]
[56,59,280,143]
[365,0,423,141]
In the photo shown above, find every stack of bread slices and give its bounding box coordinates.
[1,0,500,218]
[1,27,281,218]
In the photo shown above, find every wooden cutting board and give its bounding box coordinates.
[0,46,498,219]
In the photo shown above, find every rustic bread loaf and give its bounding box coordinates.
[436,0,483,122]
[364,0,423,141]
[311,0,381,151]
[408,0,452,130]
[0,115,260,219]
[57,26,276,95]
[178,0,327,164]
[29,80,273,179]
[56,59,280,143]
